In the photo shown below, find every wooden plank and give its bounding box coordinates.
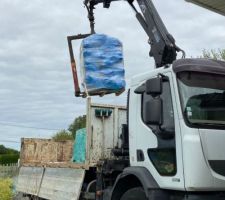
[21,162,91,170]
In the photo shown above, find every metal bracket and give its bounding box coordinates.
[67,2,98,98]
[67,34,91,98]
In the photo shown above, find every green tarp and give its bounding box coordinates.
[72,128,86,163]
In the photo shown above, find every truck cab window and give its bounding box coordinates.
[161,81,175,132]
[177,71,225,128]
[142,78,176,176]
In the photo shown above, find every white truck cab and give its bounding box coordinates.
[127,58,225,199]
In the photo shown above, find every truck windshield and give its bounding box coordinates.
[177,71,225,127]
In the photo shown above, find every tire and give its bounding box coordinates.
[120,187,147,200]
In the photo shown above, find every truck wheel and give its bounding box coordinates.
[120,187,147,200]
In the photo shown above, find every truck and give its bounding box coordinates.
[17,0,225,199]
[16,100,128,200]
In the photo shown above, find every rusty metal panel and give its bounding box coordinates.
[186,0,225,16]
[38,168,85,200]
[16,166,44,196]
[86,99,127,164]
[20,139,73,166]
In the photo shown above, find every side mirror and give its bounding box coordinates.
[146,77,162,96]
[144,98,162,125]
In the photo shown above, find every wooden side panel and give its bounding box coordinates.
[20,139,73,166]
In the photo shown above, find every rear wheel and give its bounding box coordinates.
[120,187,147,200]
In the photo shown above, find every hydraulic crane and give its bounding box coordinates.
[68,0,185,97]
[69,0,185,71]
[83,0,185,68]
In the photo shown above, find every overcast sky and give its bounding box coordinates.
[0,0,225,150]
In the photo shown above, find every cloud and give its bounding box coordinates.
[0,0,224,149]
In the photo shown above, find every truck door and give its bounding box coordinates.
[129,72,184,190]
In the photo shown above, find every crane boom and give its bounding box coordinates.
[84,0,184,68]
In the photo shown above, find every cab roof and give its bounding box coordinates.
[173,58,225,75]
[186,0,225,16]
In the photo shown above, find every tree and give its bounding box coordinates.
[0,145,19,164]
[0,154,20,165]
[52,129,73,141]
[0,145,19,155]
[68,115,86,139]
[0,145,7,154]
[201,49,225,61]
[52,115,86,140]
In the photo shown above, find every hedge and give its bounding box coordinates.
[0,154,19,165]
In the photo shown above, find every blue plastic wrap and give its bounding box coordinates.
[72,128,86,163]
[80,34,126,95]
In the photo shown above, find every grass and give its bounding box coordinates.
[0,178,13,200]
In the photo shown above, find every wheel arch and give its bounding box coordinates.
[111,167,159,200]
